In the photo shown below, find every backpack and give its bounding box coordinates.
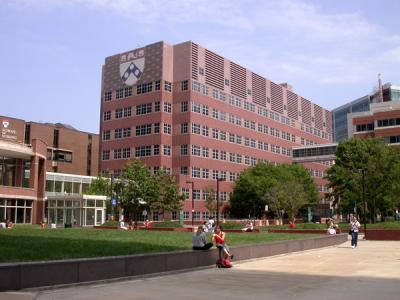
[216,258,232,268]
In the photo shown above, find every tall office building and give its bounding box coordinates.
[332,83,400,142]
[99,41,332,221]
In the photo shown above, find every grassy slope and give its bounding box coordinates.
[0,225,314,263]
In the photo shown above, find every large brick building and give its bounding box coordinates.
[99,41,333,221]
[0,115,101,224]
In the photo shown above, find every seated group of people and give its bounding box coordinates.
[0,219,14,229]
[192,225,234,260]
[119,219,152,230]
[326,218,340,235]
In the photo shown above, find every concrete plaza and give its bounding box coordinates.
[2,239,400,300]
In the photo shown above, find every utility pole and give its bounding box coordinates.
[216,177,225,226]
[186,180,194,227]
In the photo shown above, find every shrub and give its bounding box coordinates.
[151,221,183,228]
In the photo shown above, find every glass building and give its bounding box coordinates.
[45,172,107,226]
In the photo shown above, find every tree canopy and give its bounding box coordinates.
[99,160,183,220]
[230,162,318,220]
[326,138,400,221]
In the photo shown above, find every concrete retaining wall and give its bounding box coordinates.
[0,234,347,292]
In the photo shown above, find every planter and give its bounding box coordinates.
[365,229,400,240]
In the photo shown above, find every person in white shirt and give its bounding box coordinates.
[349,215,361,248]
[0,219,6,229]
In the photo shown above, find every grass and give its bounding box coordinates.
[0,225,315,263]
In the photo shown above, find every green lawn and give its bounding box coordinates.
[0,225,315,263]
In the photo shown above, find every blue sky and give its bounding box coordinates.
[1,0,399,133]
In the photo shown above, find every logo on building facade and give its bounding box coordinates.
[1,119,17,140]
[119,49,145,86]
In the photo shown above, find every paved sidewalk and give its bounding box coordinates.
[2,240,400,300]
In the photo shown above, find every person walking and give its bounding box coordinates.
[349,215,361,248]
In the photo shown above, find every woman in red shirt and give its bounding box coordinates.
[212,225,233,260]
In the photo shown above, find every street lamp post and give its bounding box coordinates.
[216,177,225,226]
[360,169,367,237]
[186,180,194,227]
[356,168,367,237]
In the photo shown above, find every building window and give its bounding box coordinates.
[181,144,188,155]
[181,101,188,112]
[181,166,188,175]
[181,80,188,91]
[199,67,204,76]
[155,80,161,91]
[124,87,132,97]
[202,125,209,137]
[163,145,171,156]
[136,103,152,115]
[202,105,209,116]
[181,123,188,134]
[114,149,122,160]
[137,82,153,94]
[123,107,132,117]
[153,145,160,155]
[115,108,123,119]
[202,147,209,157]
[136,124,152,136]
[123,127,131,138]
[192,102,201,113]
[220,131,226,141]
[202,168,209,179]
[114,128,122,139]
[104,91,112,101]
[191,123,200,134]
[192,145,201,156]
[192,167,200,178]
[193,190,201,200]
[164,81,172,92]
[122,148,130,158]
[181,188,189,199]
[102,150,110,161]
[163,123,172,134]
[154,101,160,112]
[225,79,230,86]
[103,111,111,121]
[135,145,152,157]
[103,130,110,141]
[154,123,160,134]
[116,88,124,99]
[220,151,226,161]
[164,102,172,113]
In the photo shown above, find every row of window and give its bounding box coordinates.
[187,101,297,143]
[186,123,293,156]
[181,187,229,201]
[103,101,172,122]
[377,118,400,128]
[307,168,326,178]
[103,80,175,102]
[191,80,331,141]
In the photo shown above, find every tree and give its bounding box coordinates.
[230,162,279,218]
[87,174,110,196]
[116,159,159,220]
[149,169,183,220]
[326,138,400,222]
[204,187,217,213]
[230,162,318,220]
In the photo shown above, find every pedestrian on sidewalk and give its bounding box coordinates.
[349,215,361,248]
